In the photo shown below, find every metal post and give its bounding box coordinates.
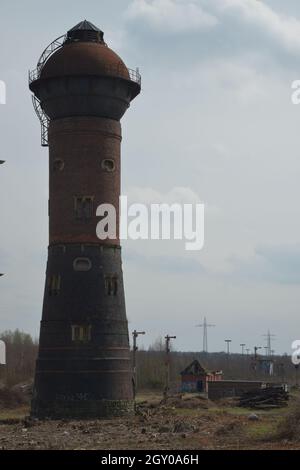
[225,339,232,355]
[254,346,262,360]
[164,335,176,399]
[239,343,246,378]
[253,346,262,378]
[224,340,232,378]
[132,330,145,399]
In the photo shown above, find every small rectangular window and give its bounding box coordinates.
[71,325,91,342]
[113,277,118,296]
[73,326,80,342]
[105,275,118,296]
[74,196,94,219]
[48,275,61,296]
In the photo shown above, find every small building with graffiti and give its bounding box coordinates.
[180,359,223,393]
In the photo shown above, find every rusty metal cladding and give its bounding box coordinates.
[29,20,141,418]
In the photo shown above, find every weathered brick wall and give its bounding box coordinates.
[49,116,121,245]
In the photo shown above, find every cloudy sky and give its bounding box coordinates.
[1,0,300,354]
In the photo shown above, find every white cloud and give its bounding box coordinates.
[227,244,300,285]
[124,186,202,204]
[213,0,300,54]
[126,0,300,55]
[170,58,269,105]
[126,0,218,34]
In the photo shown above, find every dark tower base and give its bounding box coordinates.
[31,245,134,419]
[31,398,134,420]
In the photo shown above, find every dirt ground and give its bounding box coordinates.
[0,391,299,450]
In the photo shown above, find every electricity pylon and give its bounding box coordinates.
[196,317,215,353]
[263,330,276,356]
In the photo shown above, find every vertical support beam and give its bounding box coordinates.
[132,330,145,399]
[164,335,176,399]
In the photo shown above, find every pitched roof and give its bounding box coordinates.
[180,359,208,376]
[68,20,103,33]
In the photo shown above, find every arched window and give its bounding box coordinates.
[101,159,115,173]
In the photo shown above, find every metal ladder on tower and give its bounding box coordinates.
[32,95,49,147]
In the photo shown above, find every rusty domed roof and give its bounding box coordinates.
[40,41,130,81]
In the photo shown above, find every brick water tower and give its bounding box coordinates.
[29,20,141,418]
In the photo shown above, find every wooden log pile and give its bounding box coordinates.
[239,387,289,409]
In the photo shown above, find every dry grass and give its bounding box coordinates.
[272,399,300,442]
[0,405,29,422]
[0,390,299,449]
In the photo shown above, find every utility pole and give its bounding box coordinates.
[246,348,250,356]
[195,317,215,353]
[253,346,262,378]
[239,343,246,378]
[224,340,232,379]
[254,346,262,360]
[164,335,176,399]
[132,330,145,399]
[225,339,232,355]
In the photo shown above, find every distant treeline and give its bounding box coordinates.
[0,330,38,386]
[0,330,297,391]
[135,343,296,392]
